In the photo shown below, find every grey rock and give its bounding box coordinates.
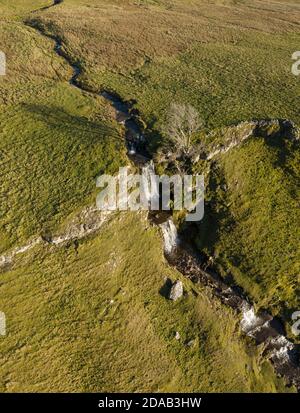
[169,280,183,301]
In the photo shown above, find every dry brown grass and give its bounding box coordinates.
[36,0,300,71]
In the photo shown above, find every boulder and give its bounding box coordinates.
[169,280,183,301]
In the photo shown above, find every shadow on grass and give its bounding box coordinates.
[22,103,123,145]
[159,278,173,299]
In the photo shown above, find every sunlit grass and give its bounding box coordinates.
[0,213,292,392]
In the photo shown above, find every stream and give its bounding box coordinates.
[25,0,300,390]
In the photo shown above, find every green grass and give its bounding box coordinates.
[0,0,52,19]
[0,0,299,392]
[34,0,300,129]
[33,0,300,319]
[0,97,126,251]
[0,213,292,392]
[92,34,300,131]
[0,19,127,251]
[195,132,300,319]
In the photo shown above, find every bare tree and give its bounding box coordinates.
[163,103,203,156]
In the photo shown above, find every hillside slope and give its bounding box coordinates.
[0,0,299,392]
[195,127,300,321]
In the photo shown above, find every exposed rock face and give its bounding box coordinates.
[160,219,179,254]
[206,119,299,161]
[0,207,112,269]
[240,303,300,389]
[169,280,183,301]
[166,238,300,389]
[0,237,42,269]
[240,303,272,336]
[50,207,111,245]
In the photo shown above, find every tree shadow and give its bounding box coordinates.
[22,103,122,146]
[144,115,165,155]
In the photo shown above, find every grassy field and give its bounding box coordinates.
[0,11,127,251]
[35,0,300,128]
[0,0,52,19]
[194,130,300,321]
[0,213,291,392]
[32,0,300,321]
[0,0,299,392]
